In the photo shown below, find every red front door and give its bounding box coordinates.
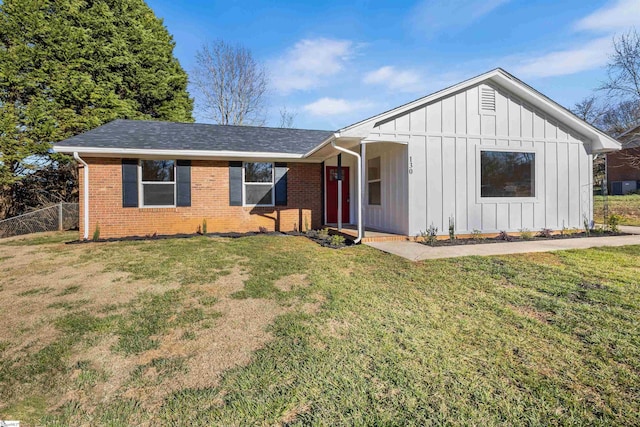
[326,166,350,224]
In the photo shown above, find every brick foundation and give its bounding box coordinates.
[78,158,323,239]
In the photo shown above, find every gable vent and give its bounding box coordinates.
[481,87,496,112]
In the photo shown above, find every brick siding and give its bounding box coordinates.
[607,148,640,183]
[78,158,323,239]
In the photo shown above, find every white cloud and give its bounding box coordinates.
[512,37,611,78]
[575,0,640,33]
[409,0,510,36]
[511,0,640,79]
[303,98,373,116]
[363,66,424,93]
[269,38,355,94]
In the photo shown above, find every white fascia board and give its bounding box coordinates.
[361,136,408,145]
[489,74,621,153]
[303,133,339,157]
[52,145,324,162]
[303,134,364,159]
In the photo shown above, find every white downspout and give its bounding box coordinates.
[331,138,363,244]
[73,152,90,240]
[337,154,342,231]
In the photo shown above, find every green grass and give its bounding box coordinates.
[17,287,54,297]
[74,361,110,390]
[47,300,91,310]
[56,286,81,296]
[1,234,639,425]
[594,194,640,225]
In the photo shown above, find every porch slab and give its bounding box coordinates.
[365,231,640,261]
[325,225,409,243]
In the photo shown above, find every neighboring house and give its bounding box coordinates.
[607,124,640,195]
[54,69,620,241]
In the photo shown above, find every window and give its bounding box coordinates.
[480,151,535,198]
[368,157,381,205]
[244,162,274,206]
[140,160,176,206]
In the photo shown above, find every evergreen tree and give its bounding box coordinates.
[0,0,193,216]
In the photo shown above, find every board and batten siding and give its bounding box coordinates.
[363,142,409,235]
[367,83,593,236]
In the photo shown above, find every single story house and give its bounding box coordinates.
[54,68,621,242]
[607,124,640,195]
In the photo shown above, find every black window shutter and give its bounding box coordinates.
[122,159,138,208]
[229,161,243,206]
[274,162,288,206]
[176,160,191,207]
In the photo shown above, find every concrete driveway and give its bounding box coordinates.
[366,227,640,261]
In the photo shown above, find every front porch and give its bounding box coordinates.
[325,224,410,243]
[320,136,410,244]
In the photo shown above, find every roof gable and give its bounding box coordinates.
[337,68,621,153]
[618,124,640,150]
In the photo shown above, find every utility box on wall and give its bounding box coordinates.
[611,180,638,195]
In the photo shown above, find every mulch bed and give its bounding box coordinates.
[419,230,628,247]
[66,230,293,244]
[66,230,356,249]
[293,230,355,249]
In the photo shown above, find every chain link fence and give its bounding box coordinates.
[0,203,79,239]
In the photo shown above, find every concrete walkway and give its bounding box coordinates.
[366,227,640,261]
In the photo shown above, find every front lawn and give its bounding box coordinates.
[594,194,640,225]
[1,233,639,425]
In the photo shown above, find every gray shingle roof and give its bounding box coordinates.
[55,119,334,155]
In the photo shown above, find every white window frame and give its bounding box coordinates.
[138,159,177,208]
[243,162,275,207]
[475,145,539,204]
[367,156,382,206]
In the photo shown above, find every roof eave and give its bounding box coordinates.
[53,145,312,161]
[592,135,623,154]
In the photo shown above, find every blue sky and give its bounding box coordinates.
[146,0,640,130]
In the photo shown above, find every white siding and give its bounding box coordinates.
[362,142,409,235]
[368,82,593,236]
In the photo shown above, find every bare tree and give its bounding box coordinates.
[572,95,607,125]
[596,28,640,171]
[601,29,640,101]
[278,106,297,128]
[192,40,267,126]
[601,100,640,136]
[573,96,640,136]
[572,96,609,183]
[616,122,640,170]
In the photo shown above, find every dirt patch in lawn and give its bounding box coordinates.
[0,244,176,353]
[508,304,551,323]
[145,266,301,405]
[280,402,312,424]
[55,265,308,412]
[274,273,310,292]
[63,336,137,409]
[0,236,328,423]
[196,263,249,296]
